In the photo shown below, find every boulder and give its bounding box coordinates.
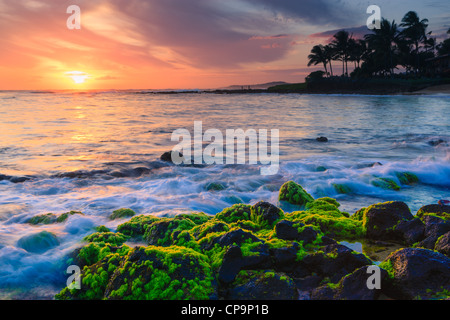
[333,266,388,300]
[416,204,450,219]
[311,266,388,300]
[392,218,425,246]
[275,220,318,245]
[218,246,243,284]
[227,271,298,300]
[160,151,184,164]
[203,228,263,251]
[363,201,414,240]
[381,248,450,300]
[435,231,450,257]
[251,201,284,228]
[104,246,216,300]
[301,243,373,282]
[417,215,450,249]
[278,181,314,206]
[109,208,136,221]
[17,231,60,254]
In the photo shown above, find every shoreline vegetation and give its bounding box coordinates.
[151,10,450,96]
[41,178,449,300]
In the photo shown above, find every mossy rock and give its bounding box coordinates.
[144,217,197,247]
[74,242,131,268]
[227,270,298,300]
[286,199,364,240]
[333,184,353,195]
[174,212,212,225]
[352,208,366,221]
[278,181,314,206]
[17,231,60,254]
[371,178,400,191]
[83,231,129,247]
[191,220,230,241]
[205,182,226,191]
[109,208,136,221]
[250,201,284,229]
[215,204,252,224]
[362,201,413,241]
[395,172,419,185]
[27,211,84,225]
[416,204,450,220]
[56,249,129,300]
[104,246,216,300]
[117,215,161,238]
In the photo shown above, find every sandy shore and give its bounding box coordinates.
[412,84,450,94]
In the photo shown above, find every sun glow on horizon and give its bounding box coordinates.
[65,71,90,85]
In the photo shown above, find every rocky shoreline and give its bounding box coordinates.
[33,180,449,300]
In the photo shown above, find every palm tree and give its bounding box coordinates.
[307,45,329,76]
[365,19,401,76]
[349,39,367,69]
[323,44,336,77]
[331,30,352,76]
[400,11,429,72]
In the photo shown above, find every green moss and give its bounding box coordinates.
[205,182,226,191]
[395,172,419,185]
[27,213,57,225]
[417,211,450,221]
[352,208,366,221]
[56,211,84,223]
[95,225,110,233]
[371,178,401,191]
[175,212,212,225]
[109,208,136,221]
[107,246,215,300]
[27,211,84,225]
[278,181,314,206]
[250,204,284,229]
[144,217,197,247]
[83,231,129,247]
[215,204,252,224]
[379,259,395,279]
[287,207,365,240]
[191,220,230,240]
[117,215,161,237]
[333,184,352,195]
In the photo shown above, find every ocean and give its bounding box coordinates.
[0,90,449,299]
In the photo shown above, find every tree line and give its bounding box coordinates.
[307,11,450,79]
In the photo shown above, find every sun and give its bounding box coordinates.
[65,71,90,84]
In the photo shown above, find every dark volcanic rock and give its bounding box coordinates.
[311,266,389,300]
[363,201,414,240]
[160,151,184,164]
[382,248,450,300]
[302,243,373,282]
[227,271,298,300]
[275,220,298,240]
[251,201,284,227]
[275,220,319,245]
[393,218,425,246]
[417,204,450,218]
[218,246,243,284]
[417,215,450,249]
[316,137,329,142]
[334,266,388,300]
[205,228,263,251]
[435,232,450,257]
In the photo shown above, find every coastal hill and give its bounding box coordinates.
[219,81,288,90]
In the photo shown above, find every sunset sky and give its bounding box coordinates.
[0,0,449,90]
